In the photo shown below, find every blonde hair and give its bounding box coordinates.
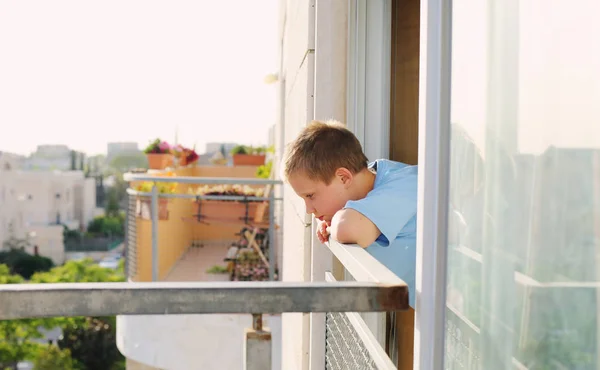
[283,120,368,184]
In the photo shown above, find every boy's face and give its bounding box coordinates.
[288,170,350,222]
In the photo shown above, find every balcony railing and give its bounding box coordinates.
[115,170,410,368]
[123,172,282,282]
[325,240,411,369]
[0,281,408,370]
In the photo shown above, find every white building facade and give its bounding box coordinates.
[0,169,97,264]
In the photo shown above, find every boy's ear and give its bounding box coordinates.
[334,167,353,186]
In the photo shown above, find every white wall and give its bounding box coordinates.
[0,173,22,243]
[0,151,24,170]
[0,170,93,261]
[117,314,281,370]
[27,224,64,265]
[277,0,351,368]
[277,1,315,369]
[74,177,97,230]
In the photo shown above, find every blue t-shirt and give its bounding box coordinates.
[344,159,417,307]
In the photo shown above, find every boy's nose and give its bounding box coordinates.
[304,201,315,215]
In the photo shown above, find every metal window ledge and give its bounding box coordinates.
[0,281,409,320]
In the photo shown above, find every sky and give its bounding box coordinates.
[0,0,279,156]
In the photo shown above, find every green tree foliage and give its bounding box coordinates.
[30,258,125,284]
[58,317,123,370]
[0,249,54,279]
[33,346,75,370]
[30,260,126,369]
[0,265,47,370]
[0,260,126,369]
[86,215,125,238]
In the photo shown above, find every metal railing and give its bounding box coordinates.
[117,173,409,368]
[0,280,408,370]
[325,240,409,369]
[123,174,282,281]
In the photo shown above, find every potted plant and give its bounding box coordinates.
[144,139,174,170]
[172,144,199,167]
[231,145,267,166]
[256,160,272,179]
[135,180,177,220]
[188,184,265,223]
[205,265,231,282]
[232,249,270,281]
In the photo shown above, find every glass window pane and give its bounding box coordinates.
[445,1,600,369]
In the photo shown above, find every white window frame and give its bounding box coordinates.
[309,0,393,368]
[345,0,393,347]
[346,0,392,162]
[414,0,452,369]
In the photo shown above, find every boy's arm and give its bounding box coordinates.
[333,166,418,248]
[329,209,381,248]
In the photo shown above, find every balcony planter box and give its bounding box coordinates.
[196,200,261,224]
[146,153,174,170]
[232,154,266,166]
[136,197,170,221]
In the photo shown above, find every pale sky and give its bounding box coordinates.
[0,0,279,156]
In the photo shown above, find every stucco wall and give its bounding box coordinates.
[117,314,281,370]
[277,1,316,369]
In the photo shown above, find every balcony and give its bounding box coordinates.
[119,166,285,369]
[2,165,411,370]
[118,166,411,369]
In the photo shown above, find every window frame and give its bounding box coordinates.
[413,0,453,369]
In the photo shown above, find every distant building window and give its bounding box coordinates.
[27,195,32,200]
[55,193,61,199]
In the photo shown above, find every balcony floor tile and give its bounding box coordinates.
[164,243,232,282]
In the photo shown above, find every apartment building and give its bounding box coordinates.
[0,169,97,264]
[0,151,25,170]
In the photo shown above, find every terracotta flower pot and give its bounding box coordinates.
[232,154,266,166]
[196,200,259,223]
[147,153,174,170]
[136,197,170,220]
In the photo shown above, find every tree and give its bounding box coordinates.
[33,345,75,370]
[0,249,54,279]
[105,188,121,217]
[0,260,127,370]
[31,260,126,370]
[0,265,47,370]
[58,317,122,370]
[86,215,124,237]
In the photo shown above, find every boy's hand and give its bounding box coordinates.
[316,219,331,244]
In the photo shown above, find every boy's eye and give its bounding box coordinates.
[305,194,314,199]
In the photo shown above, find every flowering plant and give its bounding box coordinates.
[172,144,199,166]
[188,184,265,198]
[232,249,270,281]
[135,181,177,194]
[135,172,177,194]
[143,139,172,154]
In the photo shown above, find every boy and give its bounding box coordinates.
[283,120,417,308]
